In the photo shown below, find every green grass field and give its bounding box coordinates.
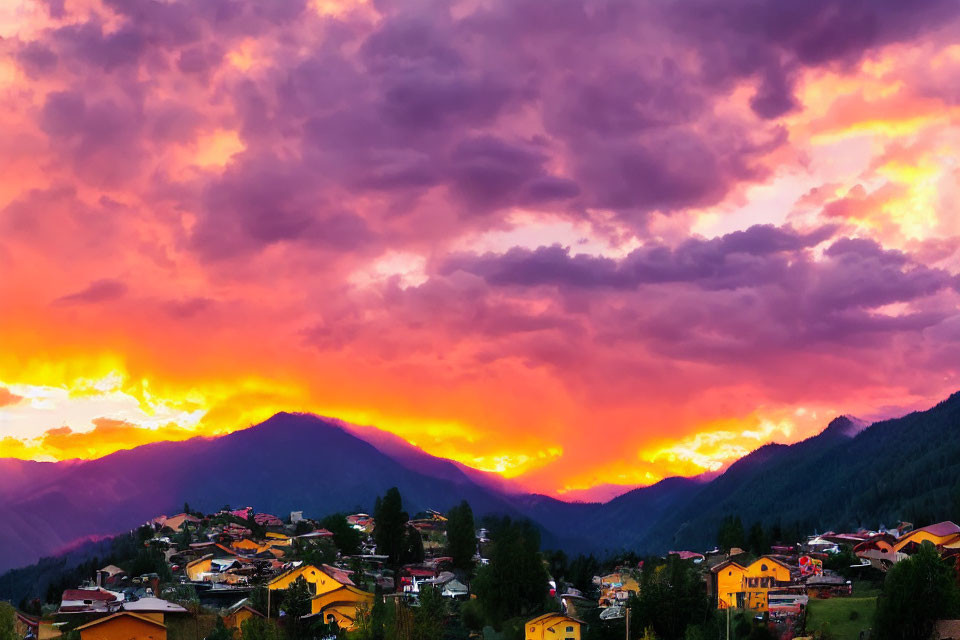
[805,596,877,640]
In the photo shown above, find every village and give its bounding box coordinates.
[5,493,960,640]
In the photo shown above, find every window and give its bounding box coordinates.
[760,564,768,571]
[566,627,574,632]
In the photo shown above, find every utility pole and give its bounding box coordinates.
[726,594,732,640]
[625,604,630,640]
[267,587,271,620]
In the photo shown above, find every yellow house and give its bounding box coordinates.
[224,603,264,636]
[893,522,960,553]
[267,564,348,596]
[310,585,375,630]
[713,556,792,611]
[525,613,582,640]
[265,532,291,543]
[232,539,265,553]
[76,612,166,640]
[185,554,213,581]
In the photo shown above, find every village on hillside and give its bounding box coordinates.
[4,489,960,640]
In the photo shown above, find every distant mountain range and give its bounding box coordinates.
[1,392,959,577]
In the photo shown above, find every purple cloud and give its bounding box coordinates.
[54,279,128,305]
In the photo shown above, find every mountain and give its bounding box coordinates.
[0,413,537,573]
[638,394,960,552]
[2,391,960,578]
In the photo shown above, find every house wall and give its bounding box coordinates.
[716,559,791,611]
[79,617,166,640]
[716,565,746,609]
[186,557,212,581]
[525,616,580,640]
[269,566,341,595]
[546,618,580,640]
[311,588,374,618]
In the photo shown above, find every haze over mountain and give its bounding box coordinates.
[1,391,959,576]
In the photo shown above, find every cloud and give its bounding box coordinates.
[38,418,199,458]
[54,279,128,305]
[0,0,959,493]
[0,387,24,407]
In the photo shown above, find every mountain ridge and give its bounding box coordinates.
[3,391,960,577]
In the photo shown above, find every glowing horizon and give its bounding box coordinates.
[1,0,959,497]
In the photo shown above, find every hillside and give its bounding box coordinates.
[2,392,959,577]
[0,413,533,572]
[641,396,960,551]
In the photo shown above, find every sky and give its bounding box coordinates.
[0,0,959,498]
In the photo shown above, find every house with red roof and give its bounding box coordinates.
[58,588,122,614]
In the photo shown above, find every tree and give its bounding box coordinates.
[746,522,767,556]
[413,586,446,640]
[717,516,745,553]
[446,501,476,572]
[472,517,550,626]
[401,525,425,565]
[206,617,235,640]
[241,617,282,640]
[374,488,409,566]
[0,603,16,640]
[321,513,362,556]
[282,578,313,639]
[629,556,711,640]
[289,537,338,567]
[874,541,960,640]
[568,554,601,593]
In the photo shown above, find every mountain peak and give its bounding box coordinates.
[821,414,870,439]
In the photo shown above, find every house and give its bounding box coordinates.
[121,597,188,616]
[894,521,960,554]
[59,588,122,614]
[309,584,375,630]
[254,513,284,527]
[525,613,582,640]
[232,538,265,553]
[853,533,901,570]
[267,564,354,594]
[185,554,214,581]
[223,599,264,636]
[711,556,793,611]
[669,551,705,564]
[161,513,200,532]
[441,579,469,599]
[805,574,851,598]
[97,565,126,586]
[596,570,639,607]
[75,612,166,640]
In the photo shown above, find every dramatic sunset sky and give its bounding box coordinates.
[0,0,959,497]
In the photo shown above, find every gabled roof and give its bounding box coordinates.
[747,555,793,573]
[710,560,746,574]
[904,521,960,539]
[310,584,371,601]
[527,613,583,626]
[225,599,265,618]
[74,612,165,631]
[62,588,118,602]
[122,597,188,613]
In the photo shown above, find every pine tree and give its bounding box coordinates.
[374,488,409,567]
[446,501,476,572]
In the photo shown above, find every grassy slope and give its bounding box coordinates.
[805,596,877,640]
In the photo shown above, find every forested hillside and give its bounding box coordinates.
[641,394,960,551]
